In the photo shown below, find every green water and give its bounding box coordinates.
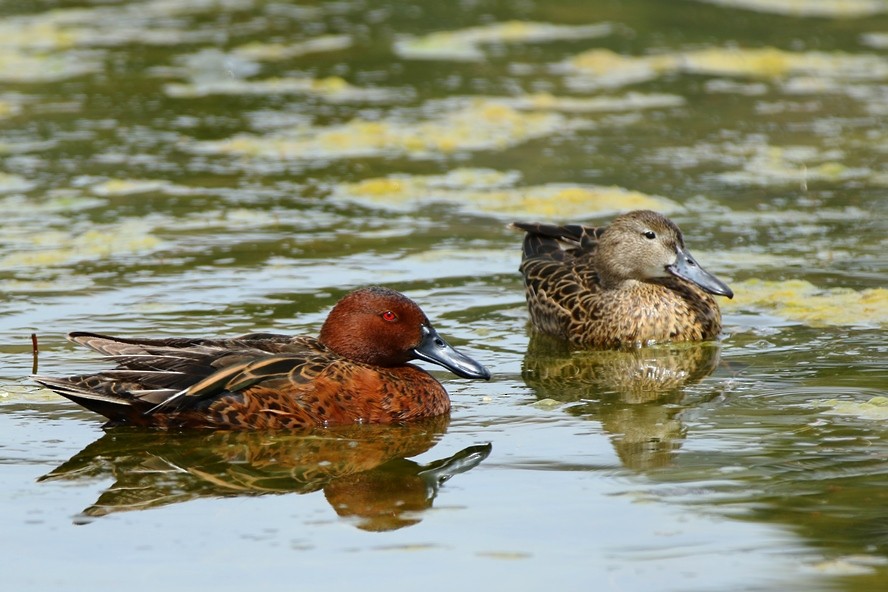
[1,1,886,590]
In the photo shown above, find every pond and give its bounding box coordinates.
[1,0,886,590]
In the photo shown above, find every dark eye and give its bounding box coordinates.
[643,231,656,240]
[381,311,398,322]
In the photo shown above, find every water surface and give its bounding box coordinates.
[1,1,886,590]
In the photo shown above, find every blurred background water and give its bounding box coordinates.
[0,1,886,590]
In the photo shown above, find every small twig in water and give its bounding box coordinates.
[31,333,39,375]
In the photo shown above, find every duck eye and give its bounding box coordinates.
[381,311,398,322]
[643,231,656,240]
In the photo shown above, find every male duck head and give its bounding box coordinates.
[319,286,492,379]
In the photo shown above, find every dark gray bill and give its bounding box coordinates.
[412,326,491,380]
[667,247,734,299]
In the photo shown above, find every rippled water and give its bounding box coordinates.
[1,1,886,590]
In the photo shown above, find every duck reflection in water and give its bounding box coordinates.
[39,416,491,531]
[522,333,722,470]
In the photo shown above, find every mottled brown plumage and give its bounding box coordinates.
[33,287,490,429]
[513,210,734,349]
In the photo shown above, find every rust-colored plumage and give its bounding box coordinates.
[513,210,734,349]
[33,287,490,429]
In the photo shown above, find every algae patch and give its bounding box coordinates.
[561,46,888,91]
[188,99,582,161]
[723,279,888,327]
[165,76,404,103]
[695,0,888,17]
[330,168,680,220]
[395,21,611,61]
[817,397,888,421]
[231,35,352,61]
[648,138,873,187]
[0,221,163,269]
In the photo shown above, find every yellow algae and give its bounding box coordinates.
[91,179,181,196]
[0,49,102,82]
[680,47,888,80]
[395,21,611,61]
[231,35,352,61]
[190,99,575,160]
[681,47,792,78]
[722,279,888,326]
[562,49,676,89]
[818,397,888,420]
[695,0,888,17]
[0,100,21,119]
[507,185,680,219]
[0,222,162,269]
[165,76,400,103]
[332,168,680,219]
[563,46,888,91]
[0,193,105,214]
[498,92,685,112]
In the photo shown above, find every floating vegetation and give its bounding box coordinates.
[723,279,888,327]
[680,47,888,80]
[492,92,685,112]
[0,1,260,82]
[0,277,94,293]
[394,20,611,61]
[231,35,352,61]
[0,221,163,270]
[90,179,192,196]
[330,168,680,219]
[165,76,405,103]
[0,50,103,83]
[818,397,888,421]
[0,173,34,193]
[694,0,888,17]
[648,138,873,187]
[0,98,22,119]
[0,193,105,216]
[562,46,888,91]
[558,49,672,90]
[861,32,888,49]
[188,99,581,161]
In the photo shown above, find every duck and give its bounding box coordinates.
[512,210,734,349]
[33,286,491,429]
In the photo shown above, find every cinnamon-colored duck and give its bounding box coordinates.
[513,210,734,349]
[34,287,490,429]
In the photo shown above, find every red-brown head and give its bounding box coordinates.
[318,286,491,379]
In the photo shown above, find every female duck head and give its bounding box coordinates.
[594,210,733,298]
[318,286,491,379]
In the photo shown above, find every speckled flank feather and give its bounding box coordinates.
[33,287,490,429]
[513,211,730,349]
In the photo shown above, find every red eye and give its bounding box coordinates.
[381,311,398,322]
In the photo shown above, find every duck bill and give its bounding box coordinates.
[667,247,734,299]
[412,326,491,380]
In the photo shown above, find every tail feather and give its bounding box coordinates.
[33,375,142,422]
[511,222,604,261]
[35,331,326,426]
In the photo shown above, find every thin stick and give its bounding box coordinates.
[31,333,39,375]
